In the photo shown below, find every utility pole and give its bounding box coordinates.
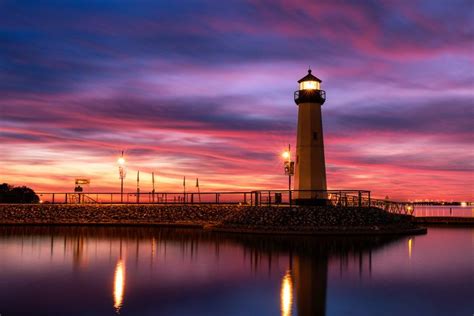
[196,178,201,203]
[152,172,155,203]
[137,170,140,204]
[288,144,292,207]
[183,176,186,204]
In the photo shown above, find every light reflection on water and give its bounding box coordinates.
[408,238,412,259]
[0,226,472,316]
[280,270,293,316]
[113,259,125,313]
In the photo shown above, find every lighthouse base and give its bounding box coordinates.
[293,191,329,206]
[293,198,329,206]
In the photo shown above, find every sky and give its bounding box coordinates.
[0,0,473,201]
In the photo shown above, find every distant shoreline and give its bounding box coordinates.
[414,216,474,226]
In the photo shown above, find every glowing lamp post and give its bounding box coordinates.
[117,151,126,203]
[282,144,294,206]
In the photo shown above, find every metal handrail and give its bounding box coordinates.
[294,89,326,101]
[368,198,414,215]
[11,189,416,216]
[28,189,372,207]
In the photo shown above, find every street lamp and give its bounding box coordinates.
[118,151,126,203]
[282,144,294,207]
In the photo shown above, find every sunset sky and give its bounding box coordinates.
[1,0,473,201]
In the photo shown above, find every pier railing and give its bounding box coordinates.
[27,190,413,214]
[368,198,414,215]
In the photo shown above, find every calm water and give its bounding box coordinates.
[0,226,472,316]
[412,205,473,217]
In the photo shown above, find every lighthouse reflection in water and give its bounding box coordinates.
[0,226,471,316]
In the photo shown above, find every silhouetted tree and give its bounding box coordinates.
[0,183,39,203]
[0,183,12,193]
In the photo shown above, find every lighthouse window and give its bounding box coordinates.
[300,81,320,90]
[313,132,318,140]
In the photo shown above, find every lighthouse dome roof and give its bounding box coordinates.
[297,69,322,83]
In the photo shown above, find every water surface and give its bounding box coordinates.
[412,205,472,217]
[0,226,472,316]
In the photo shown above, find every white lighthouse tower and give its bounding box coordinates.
[294,69,327,204]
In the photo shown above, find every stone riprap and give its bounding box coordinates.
[216,205,417,233]
[0,204,233,225]
[0,204,421,234]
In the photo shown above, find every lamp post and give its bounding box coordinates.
[282,144,294,207]
[152,172,155,203]
[136,170,140,204]
[117,151,126,203]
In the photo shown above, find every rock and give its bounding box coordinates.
[0,204,415,233]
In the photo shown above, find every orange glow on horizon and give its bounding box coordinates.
[2,139,472,201]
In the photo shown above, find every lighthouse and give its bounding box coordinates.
[294,69,327,204]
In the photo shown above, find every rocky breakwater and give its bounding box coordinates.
[0,204,234,226]
[0,204,425,235]
[211,206,425,235]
